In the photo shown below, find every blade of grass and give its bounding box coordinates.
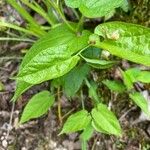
[43,0,59,24]
[48,0,76,32]
[6,0,46,36]
[0,21,39,37]
[22,0,55,26]
[0,37,35,42]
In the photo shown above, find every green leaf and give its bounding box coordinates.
[13,23,91,100]
[129,92,150,116]
[16,45,80,84]
[82,56,116,69]
[65,0,124,18]
[124,68,150,84]
[20,24,90,69]
[65,0,81,8]
[93,22,150,66]
[125,68,141,83]
[62,64,90,97]
[91,103,122,136]
[20,91,54,123]
[102,79,126,93]
[85,80,100,104]
[60,110,91,134]
[12,81,32,101]
[137,71,150,83]
[82,47,102,59]
[80,123,94,141]
[121,70,134,90]
[80,0,124,18]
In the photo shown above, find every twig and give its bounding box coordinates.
[62,107,76,120]
[0,56,23,60]
[6,102,15,139]
[119,106,136,121]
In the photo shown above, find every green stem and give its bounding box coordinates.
[76,15,84,32]
[49,1,76,32]
[81,90,85,110]
[57,87,62,125]
[81,140,87,150]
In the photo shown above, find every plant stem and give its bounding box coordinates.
[57,87,62,125]
[76,15,84,32]
[49,0,76,32]
[91,136,98,150]
[62,107,76,119]
[6,102,15,139]
[81,90,85,110]
[81,140,87,150]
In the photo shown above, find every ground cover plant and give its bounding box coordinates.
[0,0,150,149]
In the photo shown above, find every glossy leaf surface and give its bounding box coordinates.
[14,24,91,100]
[17,45,80,84]
[93,22,150,66]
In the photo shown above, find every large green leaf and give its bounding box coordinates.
[91,103,122,136]
[129,92,150,116]
[92,22,150,66]
[79,0,124,18]
[13,23,91,100]
[60,110,91,134]
[20,24,90,69]
[20,91,54,123]
[17,45,80,84]
[65,0,123,18]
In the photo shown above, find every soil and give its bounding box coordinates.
[0,0,150,150]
